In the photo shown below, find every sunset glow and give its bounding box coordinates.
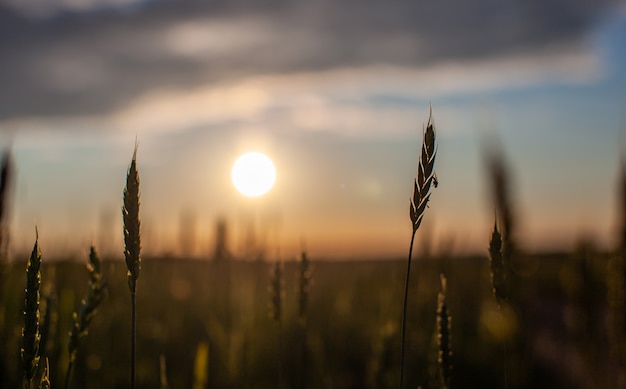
[231,152,276,197]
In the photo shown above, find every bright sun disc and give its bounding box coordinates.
[231,152,276,197]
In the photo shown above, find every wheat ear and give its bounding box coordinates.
[123,145,141,389]
[489,215,506,305]
[488,155,515,295]
[22,233,42,389]
[297,251,312,323]
[400,106,437,389]
[0,151,12,262]
[124,146,141,291]
[65,246,106,389]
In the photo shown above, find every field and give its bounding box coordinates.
[0,248,615,388]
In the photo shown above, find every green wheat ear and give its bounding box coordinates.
[123,146,141,292]
[22,233,42,386]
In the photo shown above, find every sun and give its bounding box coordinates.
[231,152,276,197]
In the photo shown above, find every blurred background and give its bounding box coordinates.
[0,0,624,259]
[1,1,626,388]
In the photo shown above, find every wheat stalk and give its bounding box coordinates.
[22,232,42,389]
[270,260,283,325]
[437,274,452,389]
[123,145,141,389]
[65,245,106,389]
[400,106,437,389]
[159,354,170,389]
[487,152,517,389]
[616,160,626,358]
[296,251,312,389]
[612,161,626,386]
[269,260,284,388]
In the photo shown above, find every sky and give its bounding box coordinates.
[0,0,625,260]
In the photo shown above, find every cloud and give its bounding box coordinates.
[0,0,619,121]
[2,46,601,139]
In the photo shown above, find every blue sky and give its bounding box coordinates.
[0,0,625,259]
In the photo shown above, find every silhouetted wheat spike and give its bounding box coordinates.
[437,274,452,389]
[489,215,506,306]
[123,146,141,389]
[297,251,312,323]
[489,154,514,294]
[410,107,437,233]
[22,234,42,389]
[0,150,13,262]
[65,246,106,389]
[400,106,437,389]
[124,146,141,291]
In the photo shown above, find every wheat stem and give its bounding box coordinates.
[399,230,417,389]
[270,260,283,388]
[437,274,451,389]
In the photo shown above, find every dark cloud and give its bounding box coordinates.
[0,0,618,119]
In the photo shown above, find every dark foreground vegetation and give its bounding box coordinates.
[0,249,615,388]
